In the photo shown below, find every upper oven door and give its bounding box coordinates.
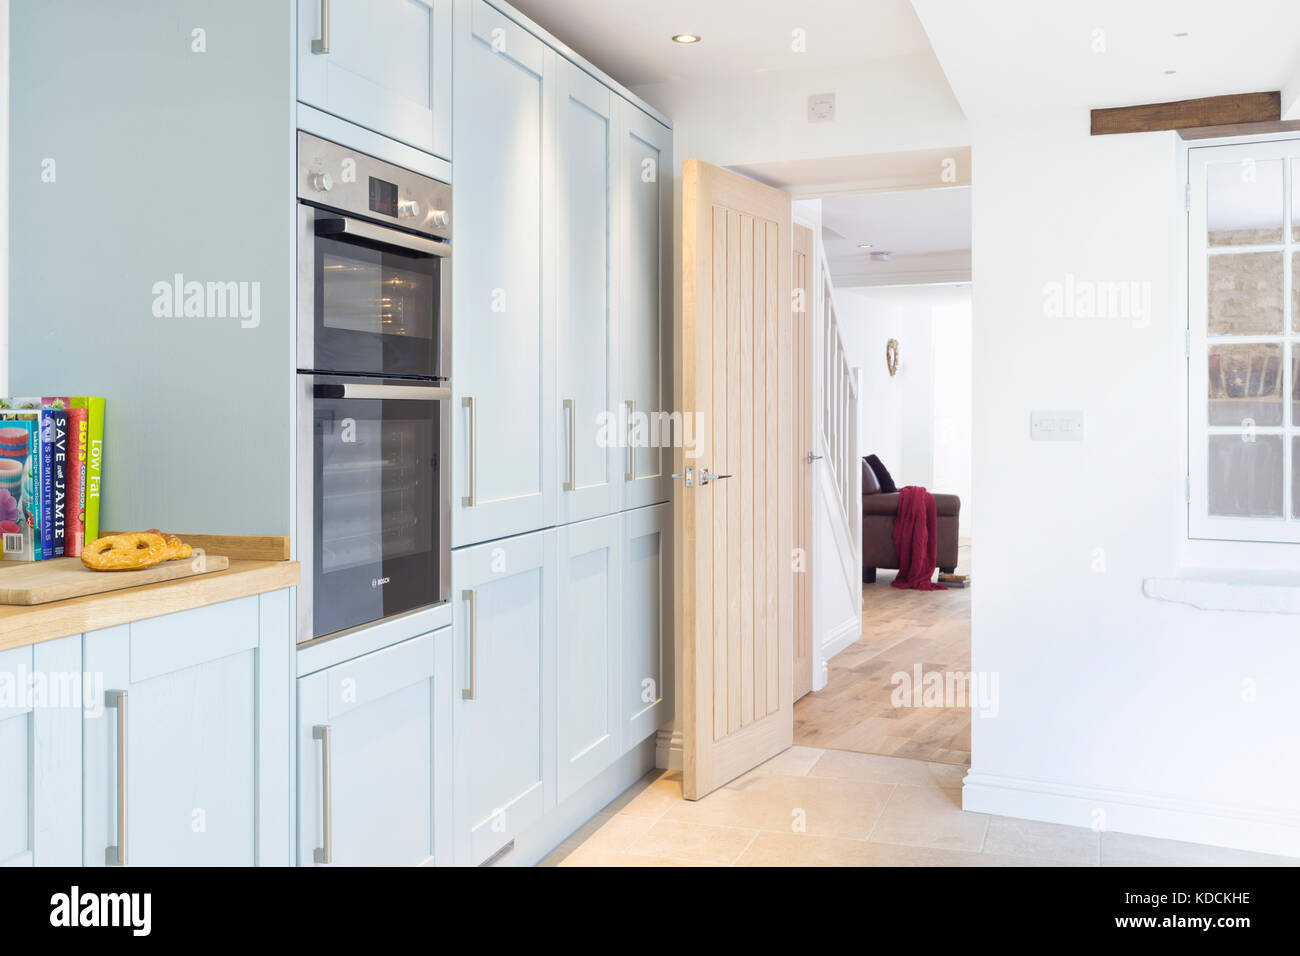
[298,204,451,379]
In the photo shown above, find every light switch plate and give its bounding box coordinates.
[807,93,836,123]
[1030,410,1085,441]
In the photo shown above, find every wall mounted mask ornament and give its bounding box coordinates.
[886,338,900,377]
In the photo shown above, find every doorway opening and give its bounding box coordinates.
[775,171,974,769]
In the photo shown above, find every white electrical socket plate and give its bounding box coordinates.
[1030,410,1085,441]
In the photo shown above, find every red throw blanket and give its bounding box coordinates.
[891,486,947,591]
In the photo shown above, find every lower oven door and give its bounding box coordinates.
[299,375,451,642]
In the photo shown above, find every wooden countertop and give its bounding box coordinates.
[0,559,300,653]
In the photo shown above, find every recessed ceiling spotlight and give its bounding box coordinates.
[858,242,873,249]
[1174,32,1189,37]
[1164,69,1177,74]
[671,33,701,44]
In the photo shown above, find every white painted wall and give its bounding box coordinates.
[962,109,1300,855]
[837,291,903,475]
[838,285,972,529]
[931,299,972,536]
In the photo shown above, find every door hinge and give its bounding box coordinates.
[1185,329,1191,358]
[1186,475,1191,503]
[1185,182,1191,212]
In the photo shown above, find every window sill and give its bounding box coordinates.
[1142,569,1300,614]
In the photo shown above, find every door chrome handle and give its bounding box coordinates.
[563,399,576,492]
[670,466,694,487]
[462,396,476,507]
[313,725,332,864]
[624,400,636,482]
[462,589,478,700]
[312,0,330,54]
[105,690,128,866]
[807,452,823,464]
[699,469,732,485]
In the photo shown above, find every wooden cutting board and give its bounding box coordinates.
[0,555,230,606]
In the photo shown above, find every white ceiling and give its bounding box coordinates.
[509,0,935,88]
[912,0,1300,115]
[733,146,972,195]
[822,186,971,258]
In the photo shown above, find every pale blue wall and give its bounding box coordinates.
[9,0,295,534]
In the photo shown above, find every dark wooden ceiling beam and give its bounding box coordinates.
[1091,91,1280,135]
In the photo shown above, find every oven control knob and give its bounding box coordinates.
[309,172,333,192]
[398,199,420,219]
[431,209,449,226]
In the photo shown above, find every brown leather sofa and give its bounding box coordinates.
[861,458,960,583]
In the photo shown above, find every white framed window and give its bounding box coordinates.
[1189,138,1300,543]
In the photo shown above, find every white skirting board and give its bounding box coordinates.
[963,770,1300,859]
[493,737,658,866]
[822,615,861,662]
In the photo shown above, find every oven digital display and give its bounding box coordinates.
[369,176,399,217]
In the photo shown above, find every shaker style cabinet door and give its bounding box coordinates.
[297,629,453,866]
[297,0,452,158]
[621,503,671,751]
[556,59,621,525]
[452,0,557,547]
[0,638,82,867]
[555,514,621,802]
[617,99,674,510]
[82,599,264,867]
[452,528,556,865]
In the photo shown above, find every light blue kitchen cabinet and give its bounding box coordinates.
[557,59,621,525]
[452,528,556,865]
[622,503,671,749]
[0,638,82,867]
[297,0,452,158]
[452,0,557,547]
[618,99,674,511]
[297,628,453,866]
[81,591,293,867]
[555,514,621,802]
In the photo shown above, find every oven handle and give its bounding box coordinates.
[313,383,450,401]
[316,214,451,258]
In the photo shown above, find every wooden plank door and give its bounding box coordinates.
[792,224,815,700]
[679,159,794,800]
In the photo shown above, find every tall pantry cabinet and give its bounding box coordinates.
[450,0,673,864]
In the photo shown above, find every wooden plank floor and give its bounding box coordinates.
[794,547,971,766]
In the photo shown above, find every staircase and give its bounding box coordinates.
[812,254,863,685]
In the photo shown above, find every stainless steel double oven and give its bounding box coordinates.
[296,132,451,643]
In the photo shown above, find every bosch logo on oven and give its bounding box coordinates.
[372,576,391,589]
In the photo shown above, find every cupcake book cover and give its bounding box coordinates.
[0,416,39,561]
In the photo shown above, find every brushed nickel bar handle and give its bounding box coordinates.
[312,0,330,54]
[314,382,451,401]
[563,399,576,492]
[624,399,635,482]
[105,690,128,866]
[313,725,333,864]
[462,589,478,700]
[462,396,477,507]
